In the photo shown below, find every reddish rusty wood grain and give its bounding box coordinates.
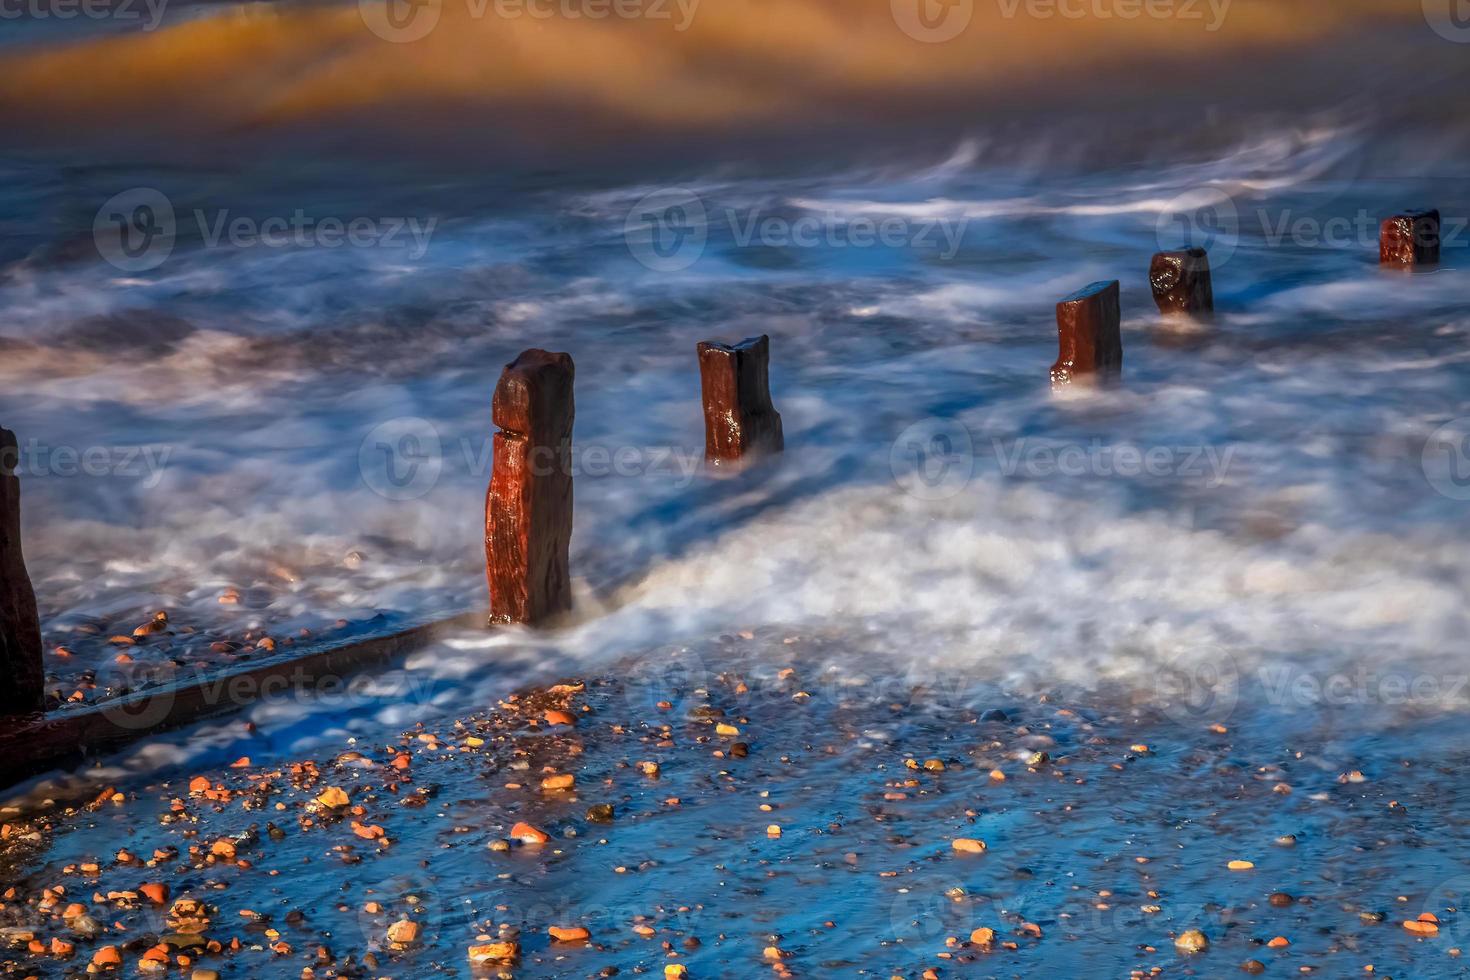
[1150,248,1214,315]
[0,426,44,716]
[485,349,575,626]
[1380,209,1440,267]
[697,334,784,463]
[1051,280,1122,389]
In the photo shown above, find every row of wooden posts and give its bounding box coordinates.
[0,208,1445,715]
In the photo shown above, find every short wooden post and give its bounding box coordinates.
[485,350,575,626]
[1380,209,1440,267]
[1051,280,1122,389]
[697,334,784,463]
[1150,248,1214,315]
[0,426,44,716]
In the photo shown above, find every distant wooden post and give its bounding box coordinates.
[1380,209,1440,267]
[1150,248,1214,315]
[485,350,575,626]
[697,334,784,463]
[0,427,44,716]
[1051,281,1122,389]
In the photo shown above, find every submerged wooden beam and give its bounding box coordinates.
[1051,280,1122,389]
[697,334,784,464]
[0,610,483,792]
[485,349,575,626]
[1380,209,1440,268]
[1150,248,1214,315]
[0,426,44,717]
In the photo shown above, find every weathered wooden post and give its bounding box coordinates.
[485,350,575,626]
[1051,280,1122,389]
[0,427,44,716]
[1380,209,1440,267]
[1150,248,1213,315]
[697,334,784,463]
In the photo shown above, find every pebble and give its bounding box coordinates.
[549,925,591,942]
[511,821,550,844]
[1175,930,1209,953]
[469,941,520,963]
[952,838,986,855]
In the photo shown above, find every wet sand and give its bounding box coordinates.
[3,631,1468,978]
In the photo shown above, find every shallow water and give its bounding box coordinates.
[3,122,1469,732]
[2,7,1470,974]
[6,638,1470,978]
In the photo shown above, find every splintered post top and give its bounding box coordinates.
[492,349,575,443]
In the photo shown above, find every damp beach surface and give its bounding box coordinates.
[2,5,1470,977]
[3,635,1470,978]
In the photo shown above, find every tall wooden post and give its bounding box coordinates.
[697,334,784,464]
[1150,248,1214,315]
[0,427,44,715]
[1051,281,1122,389]
[1380,209,1440,267]
[485,350,575,626]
